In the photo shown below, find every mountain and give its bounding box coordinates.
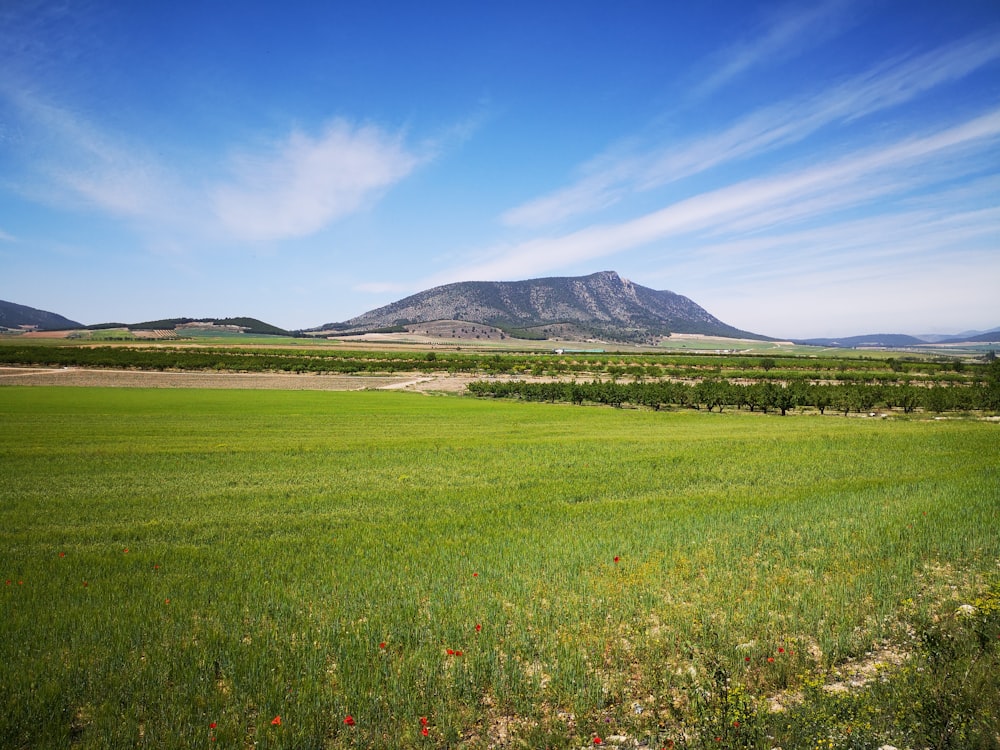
[0,299,82,330]
[795,333,929,348]
[935,328,1000,344]
[797,329,1000,347]
[318,271,766,342]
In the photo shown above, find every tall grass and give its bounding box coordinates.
[0,387,997,748]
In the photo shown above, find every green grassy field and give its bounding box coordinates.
[1,387,997,748]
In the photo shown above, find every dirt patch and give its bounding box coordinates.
[17,330,76,339]
[0,367,422,391]
[821,644,908,696]
[767,641,909,713]
[0,367,562,394]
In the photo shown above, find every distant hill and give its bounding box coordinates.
[0,299,82,330]
[316,271,767,343]
[798,329,1000,348]
[935,328,1000,344]
[795,333,929,348]
[120,318,292,336]
[95,317,293,336]
[920,327,1000,343]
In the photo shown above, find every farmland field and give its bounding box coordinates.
[1,387,998,748]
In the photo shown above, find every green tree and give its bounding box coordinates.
[810,385,832,415]
[774,384,796,416]
[923,386,951,413]
[896,385,920,414]
[832,385,857,416]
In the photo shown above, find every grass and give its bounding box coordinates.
[1,387,997,748]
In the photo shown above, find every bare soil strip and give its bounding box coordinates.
[0,367,448,392]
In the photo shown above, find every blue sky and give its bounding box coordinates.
[1,1,998,338]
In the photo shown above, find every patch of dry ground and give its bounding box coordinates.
[0,367,589,394]
[0,366,481,392]
[766,641,910,713]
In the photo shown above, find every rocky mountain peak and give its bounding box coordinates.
[318,271,766,343]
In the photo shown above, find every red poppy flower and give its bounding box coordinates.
[210,722,217,729]
[767,657,774,663]
[271,716,281,726]
[613,556,620,563]
[475,623,482,632]
[447,649,454,655]
[778,647,785,653]
[164,598,170,604]
[123,548,129,554]
[420,717,428,726]
[714,737,722,742]
[421,727,429,736]
[744,656,750,662]
[594,738,602,745]
[473,572,479,577]
[343,715,355,726]
[379,642,386,649]
[455,650,463,656]
[59,552,66,558]
[733,720,740,728]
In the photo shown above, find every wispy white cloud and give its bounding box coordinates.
[1,86,184,223]
[709,262,998,338]
[51,144,174,220]
[436,107,1000,286]
[503,32,1000,228]
[211,120,424,242]
[604,189,1000,338]
[694,0,856,98]
[665,204,1000,286]
[2,82,433,245]
[693,220,1000,337]
[0,228,16,242]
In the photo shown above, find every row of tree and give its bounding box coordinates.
[0,346,483,374]
[467,378,1000,414]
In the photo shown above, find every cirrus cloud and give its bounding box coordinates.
[503,31,1000,229]
[436,106,1000,287]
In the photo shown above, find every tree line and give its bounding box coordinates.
[466,377,1000,414]
[0,345,484,374]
